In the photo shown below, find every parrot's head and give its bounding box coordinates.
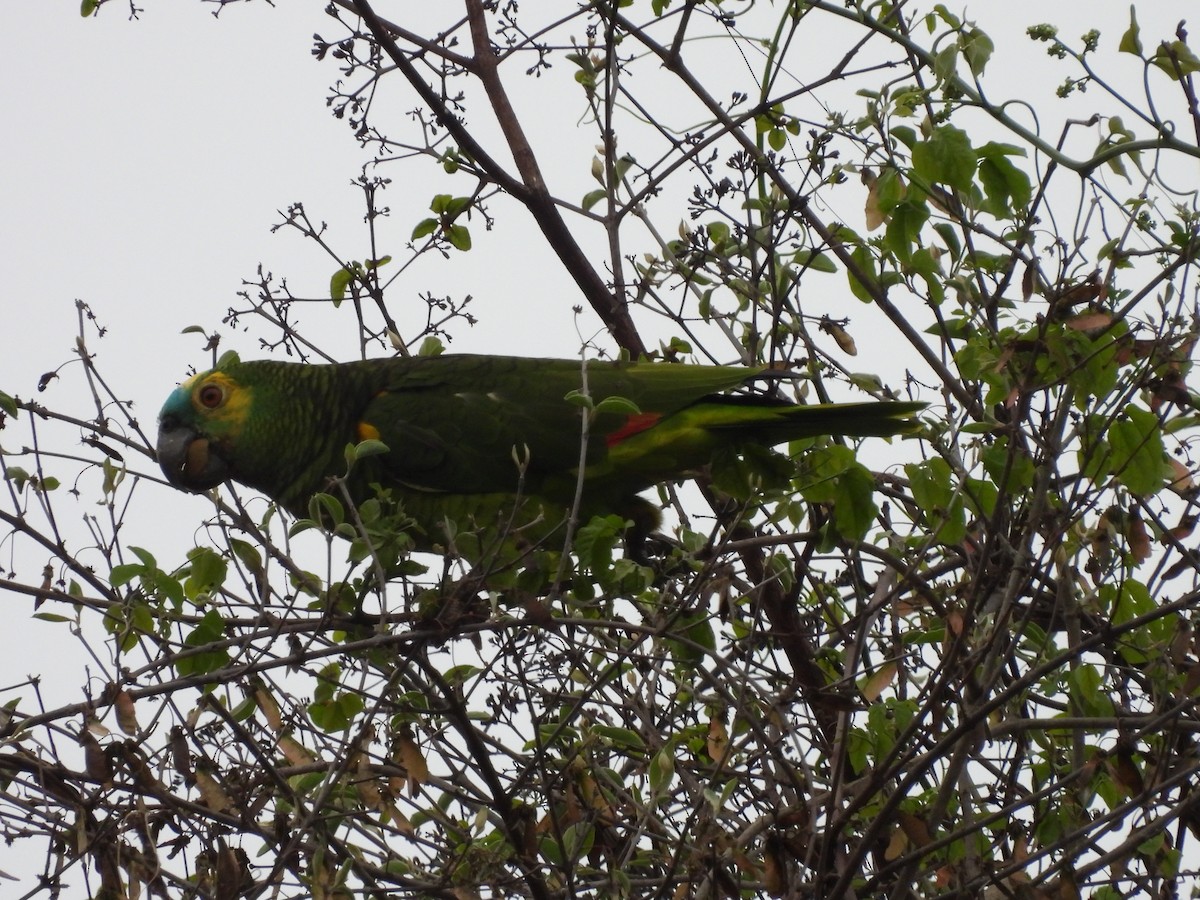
[157,364,254,494]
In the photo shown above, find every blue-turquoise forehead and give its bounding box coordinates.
[159,372,202,420]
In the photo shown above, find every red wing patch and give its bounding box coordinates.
[605,412,664,448]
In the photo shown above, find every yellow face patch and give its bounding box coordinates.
[190,371,253,436]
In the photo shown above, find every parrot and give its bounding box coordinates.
[156,353,921,561]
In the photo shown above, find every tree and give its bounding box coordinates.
[3,1,1200,897]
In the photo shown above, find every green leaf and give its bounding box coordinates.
[0,390,17,418]
[229,539,263,579]
[960,27,994,76]
[847,243,878,303]
[793,249,837,273]
[831,462,878,541]
[109,564,144,588]
[613,154,636,182]
[933,44,958,82]
[1067,664,1113,717]
[101,458,125,497]
[883,200,930,262]
[594,396,641,416]
[308,492,345,527]
[330,266,354,302]
[667,608,715,668]
[649,748,675,795]
[574,514,626,579]
[215,350,241,370]
[905,458,966,544]
[592,725,645,751]
[309,686,364,732]
[349,439,390,462]
[1151,40,1200,80]
[1119,6,1142,56]
[1109,405,1166,495]
[706,221,731,246]
[444,196,473,218]
[1110,579,1153,628]
[932,223,962,261]
[912,125,976,193]
[447,224,472,251]
[176,609,231,677]
[798,444,856,504]
[976,144,1032,218]
[418,336,444,357]
[582,189,607,212]
[185,547,228,600]
[5,466,30,491]
[411,217,438,240]
[563,389,594,409]
[710,444,792,501]
[981,438,1035,492]
[81,0,99,15]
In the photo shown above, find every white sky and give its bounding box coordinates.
[3,2,1196,391]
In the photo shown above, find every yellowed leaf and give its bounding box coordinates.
[254,683,283,733]
[707,715,729,765]
[898,810,931,849]
[79,731,113,787]
[1168,458,1195,495]
[215,841,243,900]
[194,763,233,813]
[829,323,858,356]
[278,734,317,767]
[861,661,898,702]
[946,610,965,637]
[396,728,429,796]
[1127,510,1151,563]
[1064,311,1113,331]
[762,835,788,897]
[1111,746,1145,797]
[114,690,139,736]
[864,174,885,231]
[170,725,193,785]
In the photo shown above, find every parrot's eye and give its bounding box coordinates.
[198,383,224,409]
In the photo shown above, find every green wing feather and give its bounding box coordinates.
[358,356,760,494]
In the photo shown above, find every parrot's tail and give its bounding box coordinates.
[699,398,925,441]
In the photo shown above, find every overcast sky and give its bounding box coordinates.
[4,2,1196,392]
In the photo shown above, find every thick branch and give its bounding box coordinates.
[349,0,647,355]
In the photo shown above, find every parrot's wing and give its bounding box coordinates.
[358,356,758,494]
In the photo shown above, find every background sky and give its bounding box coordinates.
[1,4,1197,885]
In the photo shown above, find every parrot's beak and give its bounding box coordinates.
[157,416,230,491]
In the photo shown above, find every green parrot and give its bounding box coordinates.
[157,354,921,559]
